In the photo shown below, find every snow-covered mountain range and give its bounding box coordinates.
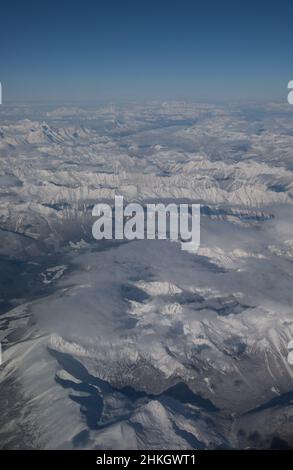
[0,101,293,449]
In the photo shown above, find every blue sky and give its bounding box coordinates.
[0,0,292,103]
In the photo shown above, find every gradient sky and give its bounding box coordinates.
[0,0,293,103]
